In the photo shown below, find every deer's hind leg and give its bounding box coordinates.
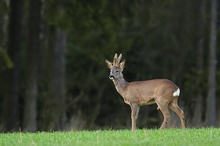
[156,99,171,129]
[169,97,185,129]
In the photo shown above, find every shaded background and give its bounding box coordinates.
[0,0,219,132]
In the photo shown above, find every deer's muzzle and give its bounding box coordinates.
[109,75,114,80]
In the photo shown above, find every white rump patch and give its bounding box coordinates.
[173,88,180,97]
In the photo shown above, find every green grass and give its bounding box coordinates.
[0,128,219,146]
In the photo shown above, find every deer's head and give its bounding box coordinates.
[105,53,126,80]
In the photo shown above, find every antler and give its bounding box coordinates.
[113,53,118,66]
[118,54,122,63]
[113,53,122,67]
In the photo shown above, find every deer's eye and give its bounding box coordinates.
[116,70,119,73]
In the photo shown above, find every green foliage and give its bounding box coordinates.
[184,68,207,95]
[0,128,220,146]
[0,0,8,13]
[0,47,13,69]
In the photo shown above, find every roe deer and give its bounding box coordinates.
[105,53,185,131]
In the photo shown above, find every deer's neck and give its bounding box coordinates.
[113,77,128,95]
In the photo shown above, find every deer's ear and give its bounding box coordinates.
[105,59,113,69]
[120,59,126,71]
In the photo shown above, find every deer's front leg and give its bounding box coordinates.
[130,103,140,131]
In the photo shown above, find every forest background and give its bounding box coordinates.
[0,0,219,132]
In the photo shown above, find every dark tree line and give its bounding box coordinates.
[0,0,219,132]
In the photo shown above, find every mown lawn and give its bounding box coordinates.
[0,128,219,146]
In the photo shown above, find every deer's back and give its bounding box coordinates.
[122,79,179,105]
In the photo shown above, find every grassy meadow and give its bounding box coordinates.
[0,128,219,146]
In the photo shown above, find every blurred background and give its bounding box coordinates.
[0,0,219,132]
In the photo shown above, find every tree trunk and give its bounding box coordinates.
[0,9,4,45]
[23,0,41,132]
[53,28,67,130]
[39,0,67,131]
[2,0,23,132]
[192,0,206,127]
[38,24,55,131]
[43,26,66,130]
[206,0,217,126]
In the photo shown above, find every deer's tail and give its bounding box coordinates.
[173,88,180,97]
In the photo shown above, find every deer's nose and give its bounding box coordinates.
[109,75,114,79]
